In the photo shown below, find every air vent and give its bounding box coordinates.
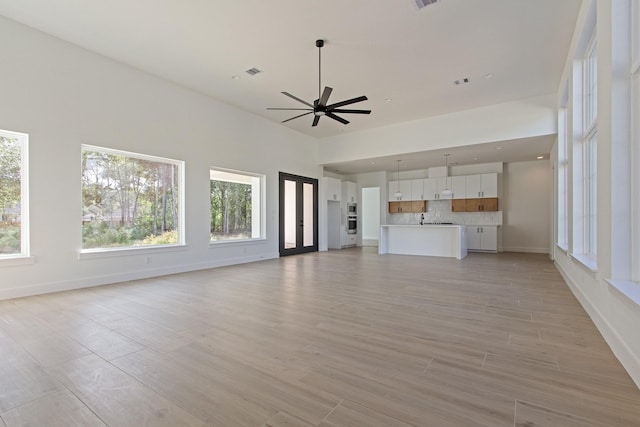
[453,77,470,86]
[245,67,262,76]
[415,0,439,9]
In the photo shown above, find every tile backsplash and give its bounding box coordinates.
[387,200,502,226]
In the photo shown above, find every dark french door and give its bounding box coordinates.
[279,172,318,256]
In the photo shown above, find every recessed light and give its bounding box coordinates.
[384,97,393,102]
[496,146,503,150]
[231,75,240,80]
[484,73,494,79]
[537,155,544,159]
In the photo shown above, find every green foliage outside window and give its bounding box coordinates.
[210,179,252,241]
[81,148,181,249]
[0,135,21,255]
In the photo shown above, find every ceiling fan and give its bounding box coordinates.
[267,39,371,127]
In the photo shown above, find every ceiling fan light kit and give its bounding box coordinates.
[267,39,371,127]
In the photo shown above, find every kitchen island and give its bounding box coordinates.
[379,224,467,259]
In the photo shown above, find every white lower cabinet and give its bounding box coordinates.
[466,226,497,252]
[340,229,356,248]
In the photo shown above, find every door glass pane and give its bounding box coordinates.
[303,182,314,247]
[284,179,296,249]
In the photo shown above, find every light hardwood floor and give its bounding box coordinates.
[0,249,639,426]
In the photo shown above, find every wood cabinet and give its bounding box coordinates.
[451,199,466,212]
[323,177,341,201]
[411,200,427,213]
[389,200,426,213]
[465,173,498,198]
[465,197,498,212]
[466,226,498,251]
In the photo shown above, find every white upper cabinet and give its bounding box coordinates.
[410,179,424,200]
[423,178,439,200]
[388,180,412,201]
[450,176,466,199]
[323,177,341,201]
[465,173,498,198]
[342,181,356,203]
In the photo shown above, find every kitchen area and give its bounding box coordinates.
[322,161,506,258]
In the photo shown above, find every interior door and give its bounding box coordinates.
[279,172,318,256]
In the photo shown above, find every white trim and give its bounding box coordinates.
[501,246,550,254]
[0,128,29,258]
[606,279,640,307]
[209,238,267,248]
[0,255,34,267]
[555,260,640,389]
[79,244,188,259]
[569,251,598,273]
[0,252,279,301]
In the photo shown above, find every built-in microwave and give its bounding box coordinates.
[347,202,357,215]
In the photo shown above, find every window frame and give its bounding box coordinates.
[209,167,266,245]
[0,129,30,264]
[632,0,640,281]
[80,144,185,255]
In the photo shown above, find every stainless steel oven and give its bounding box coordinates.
[347,215,357,234]
[347,202,357,215]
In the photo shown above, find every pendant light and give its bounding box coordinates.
[440,154,453,197]
[394,159,403,199]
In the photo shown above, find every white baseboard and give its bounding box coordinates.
[0,252,279,301]
[555,260,640,389]
[502,246,550,254]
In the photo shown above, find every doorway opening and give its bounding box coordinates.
[361,187,380,247]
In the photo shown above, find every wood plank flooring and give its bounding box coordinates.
[0,249,639,426]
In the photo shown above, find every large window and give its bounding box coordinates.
[0,129,28,258]
[81,145,184,251]
[557,105,569,250]
[210,168,264,242]
[632,0,640,281]
[583,37,597,258]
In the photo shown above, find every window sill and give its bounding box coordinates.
[569,252,598,273]
[0,255,35,267]
[209,238,267,248]
[79,244,188,260]
[606,279,640,307]
[556,243,569,254]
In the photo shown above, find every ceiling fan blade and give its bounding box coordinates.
[326,112,350,125]
[330,109,372,114]
[326,95,368,110]
[312,115,321,127]
[281,92,314,108]
[318,86,333,107]
[282,111,313,123]
[267,108,313,111]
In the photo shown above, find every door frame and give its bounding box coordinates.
[279,172,319,256]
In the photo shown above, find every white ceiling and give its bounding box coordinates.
[0,0,581,172]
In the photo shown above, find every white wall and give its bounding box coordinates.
[0,16,320,299]
[552,0,640,388]
[317,94,558,165]
[502,160,551,253]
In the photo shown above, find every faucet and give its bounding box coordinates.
[420,213,424,225]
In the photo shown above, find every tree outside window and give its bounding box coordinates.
[0,131,26,256]
[81,145,184,250]
[210,169,263,242]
